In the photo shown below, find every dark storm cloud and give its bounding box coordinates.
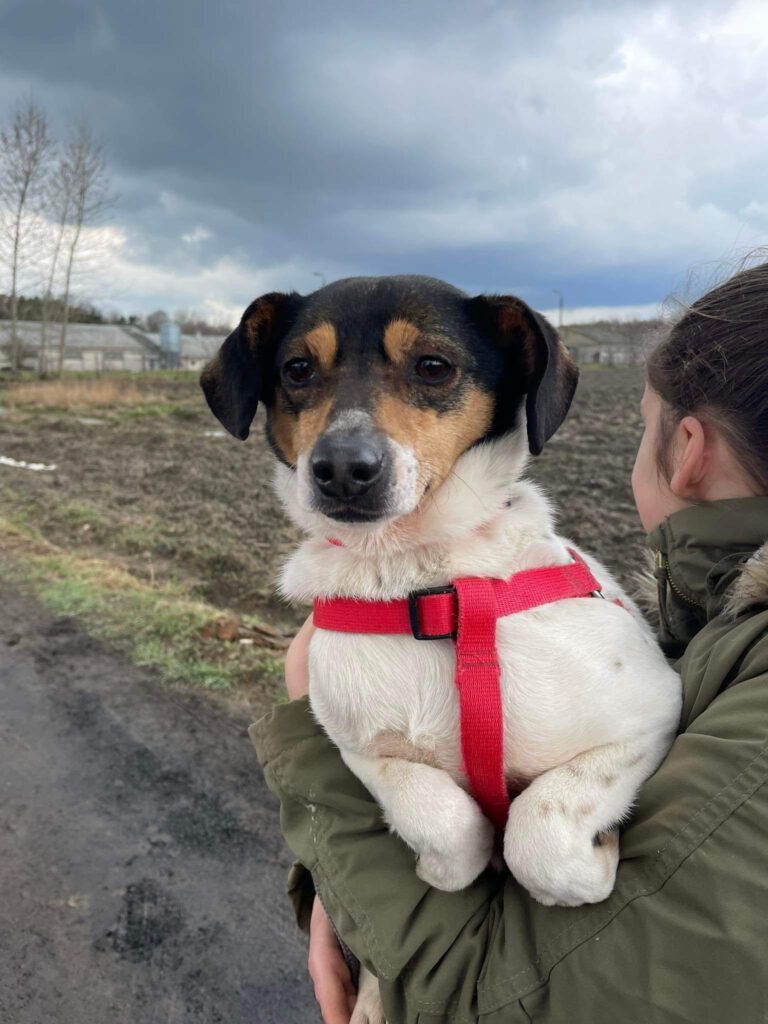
[1,4,544,229]
[0,0,766,316]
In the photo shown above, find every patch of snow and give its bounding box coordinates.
[0,455,57,472]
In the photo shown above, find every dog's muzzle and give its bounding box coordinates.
[310,430,392,521]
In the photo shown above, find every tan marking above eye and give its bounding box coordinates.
[374,387,493,491]
[304,321,338,370]
[269,395,333,467]
[383,318,421,363]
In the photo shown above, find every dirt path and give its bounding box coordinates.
[0,583,317,1024]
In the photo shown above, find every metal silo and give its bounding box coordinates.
[160,321,181,369]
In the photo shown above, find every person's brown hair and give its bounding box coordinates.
[646,261,768,491]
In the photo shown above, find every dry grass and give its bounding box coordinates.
[0,516,286,695]
[3,377,148,410]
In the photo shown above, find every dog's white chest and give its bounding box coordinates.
[309,629,459,756]
[308,596,673,783]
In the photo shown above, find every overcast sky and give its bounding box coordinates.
[1,0,767,325]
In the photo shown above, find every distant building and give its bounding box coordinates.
[559,321,661,365]
[146,332,223,371]
[0,321,161,372]
[3,317,652,373]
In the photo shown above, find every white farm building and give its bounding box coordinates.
[559,322,661,366]
[0,322,228,373]
[0,321,162,373]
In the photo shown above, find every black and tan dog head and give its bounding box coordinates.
[201,275,577,524]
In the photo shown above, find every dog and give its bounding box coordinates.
[202,275,681,1024]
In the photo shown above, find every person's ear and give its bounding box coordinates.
[467,295,579,454]
[200,292,301,440]
[669,416,707,500]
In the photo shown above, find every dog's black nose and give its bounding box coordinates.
[311,433,385,499]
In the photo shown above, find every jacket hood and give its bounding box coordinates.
[648,497,768,652]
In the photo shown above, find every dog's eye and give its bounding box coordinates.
[414,356,453,384]
[282,358,315,387]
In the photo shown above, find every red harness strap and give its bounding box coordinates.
[313,549,605,832]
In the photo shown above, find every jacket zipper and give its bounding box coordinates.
[655,551,706,612]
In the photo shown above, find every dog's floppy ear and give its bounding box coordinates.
[468,295,579,455]
[523,306,579,455]
[200,291,301,440]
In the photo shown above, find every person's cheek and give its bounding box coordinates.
[631,437,644,508]
[632,434,655,533]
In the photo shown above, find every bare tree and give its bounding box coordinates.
[145,309,169,333]
[172,308,234,336]
[38,155,73,375]
[0,98,53,372]
[56,121,116,376]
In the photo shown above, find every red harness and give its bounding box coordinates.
[313,548,609,832]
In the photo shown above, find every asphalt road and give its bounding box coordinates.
[0,583,317,1024]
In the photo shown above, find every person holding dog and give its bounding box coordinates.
[252,261,768,1024]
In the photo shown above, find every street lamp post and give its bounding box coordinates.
[552,290,564,329]
[313,272,327,288]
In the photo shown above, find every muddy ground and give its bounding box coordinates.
[0,366,647,632]
[528,366,647,575]
[0,583,316,1024]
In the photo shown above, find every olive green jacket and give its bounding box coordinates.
[251,498,768,1024]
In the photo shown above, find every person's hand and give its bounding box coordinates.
[308,895,357,1024]
[285,614,315,700]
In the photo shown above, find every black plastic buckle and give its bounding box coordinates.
[408,584,457,640]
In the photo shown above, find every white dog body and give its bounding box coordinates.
[201,277,684,1024]
[279,432,682,907]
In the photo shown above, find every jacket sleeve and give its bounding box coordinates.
[251,637,768,1024]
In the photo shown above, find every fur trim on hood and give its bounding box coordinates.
[632,550,662,633]
[725,542,768,618]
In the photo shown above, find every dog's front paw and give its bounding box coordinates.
[521,831,619,907]
[504,792,619,907]
[416,847,480,892]
[411,799,494,892]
